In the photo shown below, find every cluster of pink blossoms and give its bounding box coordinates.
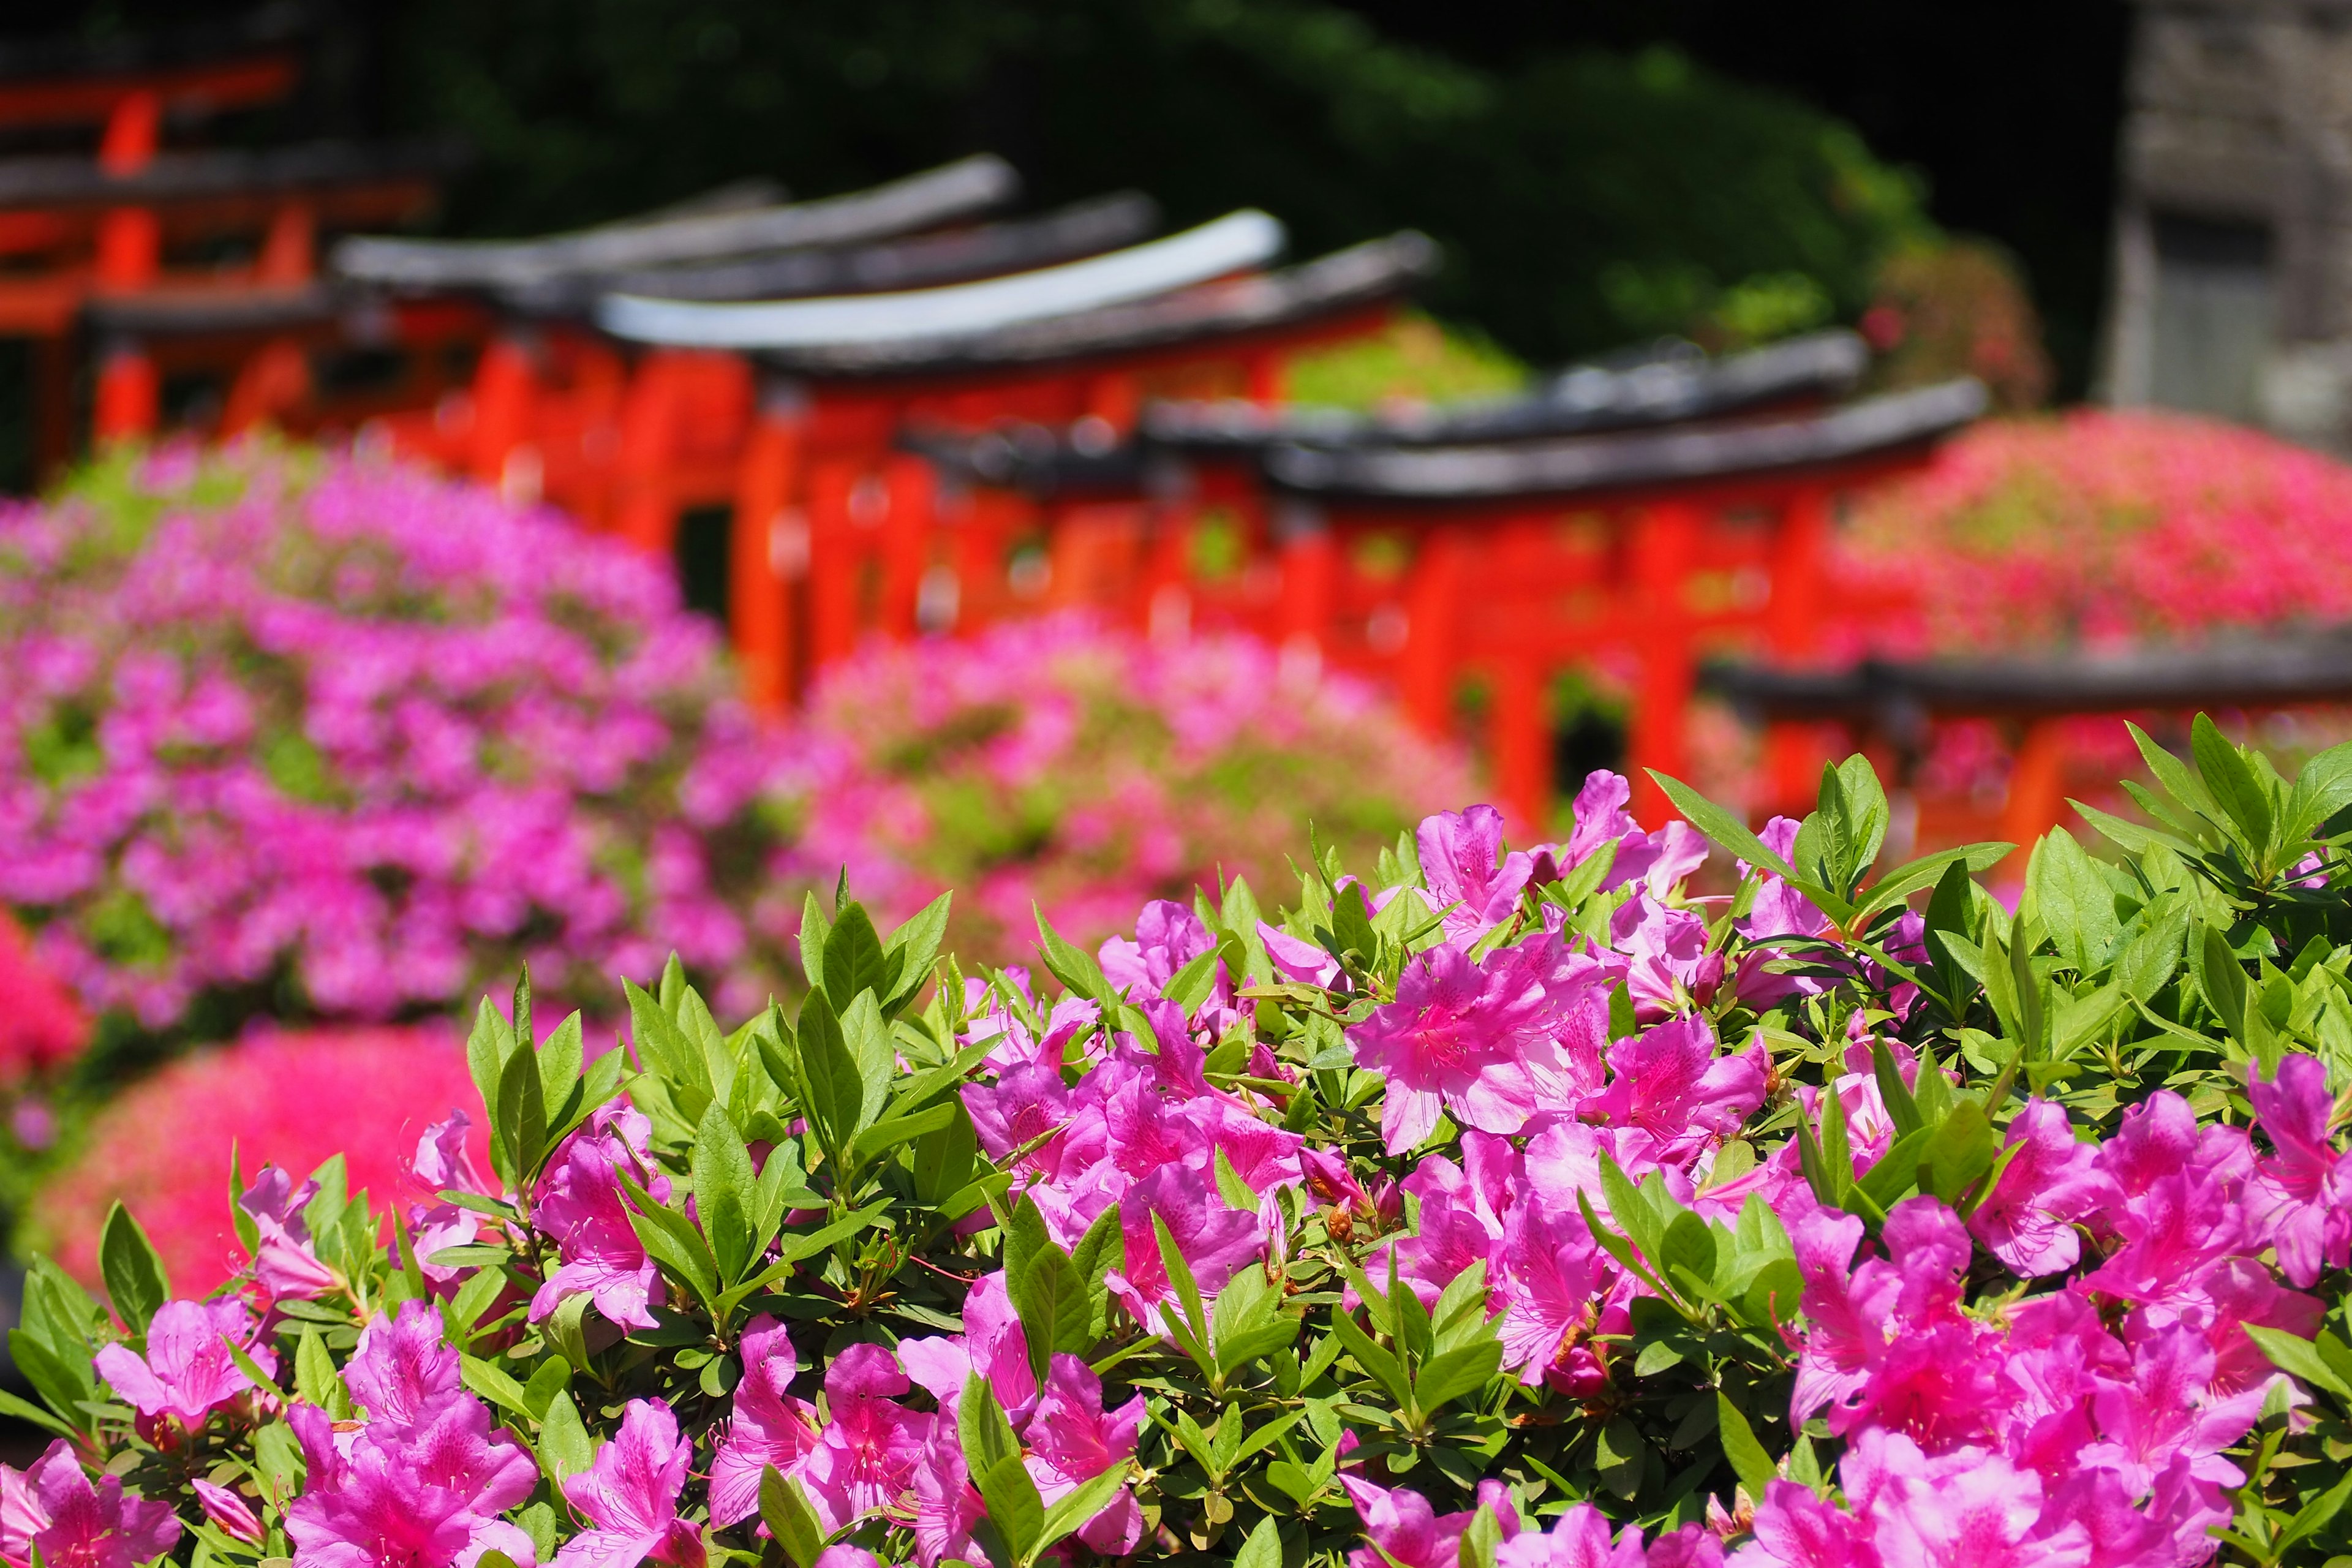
[0,444,802,1033]
[790,612,1468,965]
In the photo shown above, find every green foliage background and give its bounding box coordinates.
[379,0,1927,367]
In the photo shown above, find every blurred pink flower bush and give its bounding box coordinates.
[1831,409,2352,655]
[28,1023,481,1294]
[0,443,804,1043]
[787,614,1471,962]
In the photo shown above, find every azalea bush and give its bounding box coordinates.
[789,614,1468,963]
[16,724,2352,1568]
[1830,410,2352,658]
[0,442,803,1054]
[25,1023,481,1291]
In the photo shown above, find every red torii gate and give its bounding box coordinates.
[608,230,1440,710]
[906,361,1983,830]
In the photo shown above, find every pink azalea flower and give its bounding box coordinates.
[344,1299,460,1431]
[1967,1100,2117,1276]
[1349,935,1603,1153]
[1585,1016,1765,1169]
[798,1346,933,1533]
[909,1426,986,1568]
[92,1297,276,1438]
[1494,1203,1600,1388]
[1492,1501,1645,1568]
[192,1478,266,1546]
[1098,900,1218,1000]
[1547,771,1708,895]
[708,1317,823,1528]
[897,1272,1037,1419]
[1417,805,1534,946]
[1611,894,1725,1020]
[1727,1480,1884,1568]
[1103,1165,1264,1335]
[0,1441,179,1568]
[1022,1354,1146,1555]
[554,1399,703,1568]
[286,1391,539,1568]
[530,1104,669,1332]
[239,1165,339,1300]
[2245,1052,2352,1286]
[1340,1477,1521,1568]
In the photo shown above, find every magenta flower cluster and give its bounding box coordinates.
[0,443,800,1035]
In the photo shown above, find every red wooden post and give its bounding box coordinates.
[256,202,316,284]
[92,340,157,441]
[1245,348,1287,407]
[1628,501,1702,824]
[1401,526,1468,737]
[805,459,862,670]
[468,337,539,491]
[881,453,936,638]
[221,339,310,435]
[614,350,687,556]
[1999,720,2070,878]
[1490,655,1550,835]
[1275,500,1336,663]
[1765,484,1831,814]
[731,398,804,710]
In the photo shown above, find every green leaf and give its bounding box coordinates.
[1924,1098,1999,1205]
[10,1330,92,1432]
[618,1171,721,1308]
[1856,842,2011,921]
[794,988,864,1160]
[910,1101,980,1206]
[538,1012,584,1122]
[458,1354,530,1417]
[798,891,832,997]
[2196,926,2248,1039]
[465,997,511,1133]
[1009,1240,1093,1381]
[2248,1324,2352,1400]
[2190,713,2273,858]
[760,1466,828,1568]
[1413,1338,1504,1413]
[883,892,953,1013]
[1870,1039,1922,1140]
[1235,1515,1283,1568]
[824,902,901,1008]
[1034,1458,1134,1561]
[1034,909,1119,1007]
[520,1355,573,1422]
[0,1389,72,1441]
[979,1455,1046,1563]
[98,1203,169,1333]
[851,1100,960,1168]
[1717,1393,1779,1501]
[494,1035,548,1189]
[538,1389,595,1485]
[295,1327,350,1416]
[2281,738,2352,846]
[691,1100,759,1285]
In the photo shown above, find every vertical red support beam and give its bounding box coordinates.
[731,393,804,710]
[255,202,317,284]
[32,335,73,481]
[881,454,935,638]
[92,339,157,442]
[94,89,160,291]
[805,459,862,672]
[1275,500,1336,665]
[1628,501,1702,824]
[1765,484,1831,813]
[1999,719,2070,879]
[468,337,539,490]
[1490,656,1549,836]
[92,91,162,445]
[614,351,686,555]
[1401,526,1468,737]
[222,339,311,435]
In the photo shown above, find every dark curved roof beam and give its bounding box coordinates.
[501,192,1158,318]
[1141,329,1871,452]
[0,139,465,208]
[1702,633,2352,723]
[330,154,1019,293]
[84,282,341,336]
[1261,378,1988,502]
[708,229,1436,379]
